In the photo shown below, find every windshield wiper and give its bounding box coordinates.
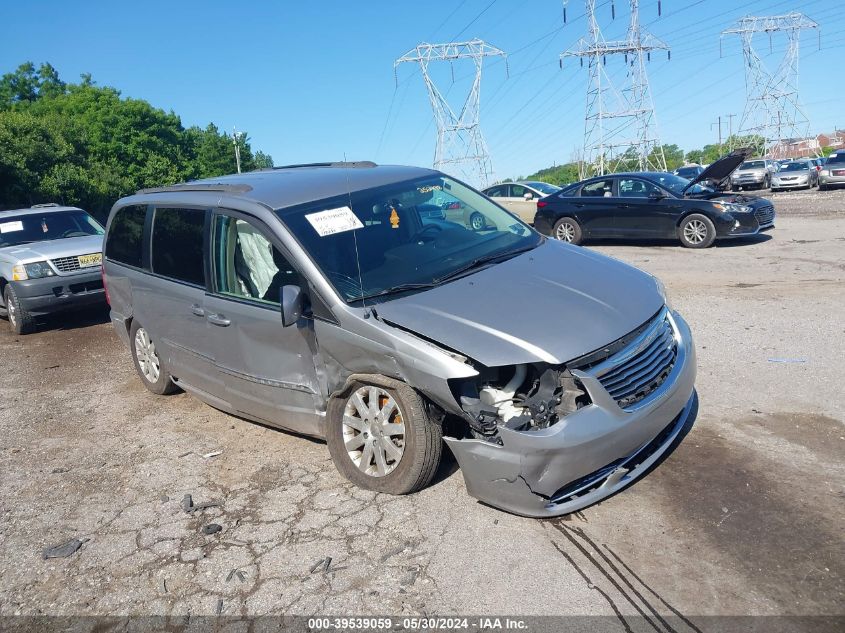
[357,282,438,302]
[432,244,537,284]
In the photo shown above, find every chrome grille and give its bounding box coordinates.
[754,205,775,227]
[50,253,100,273]
[590,312,677,409]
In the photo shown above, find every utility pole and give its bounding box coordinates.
[711,116,723,146]
[232,127,244,174]
[725,113,736,141]
[395,39,507,188]
[562,0,669,178]
[722,13,819,158]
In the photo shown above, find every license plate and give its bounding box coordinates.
[77,253,102,268]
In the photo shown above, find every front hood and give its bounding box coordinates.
[687,191,770,208]
[0,235,103,264]
[686,148,750,190]
[376,240,664,367]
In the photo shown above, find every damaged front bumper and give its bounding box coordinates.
[444,310,696,517]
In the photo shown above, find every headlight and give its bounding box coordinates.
[820,169,829,176]
[15,261,56,279]
[654,276,673,310]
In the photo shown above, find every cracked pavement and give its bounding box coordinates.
[0,194,843,623]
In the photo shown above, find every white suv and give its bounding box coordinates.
[0,204,106,334]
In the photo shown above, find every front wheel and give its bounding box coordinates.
[130,321,178,395]
[4,285,35,334]
[678,214,716,249]
[552,217,583,245]
[326,379,442,495]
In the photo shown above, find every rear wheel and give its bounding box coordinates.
[130,320,178,395]
[468,212,485,231]
[326,379,442,495]
[4,285,35,334]
[678,214,716,249]
[552,217,583,245]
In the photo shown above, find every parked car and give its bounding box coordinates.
[673,165,704,180]
[770,160,818,191]
[103,161,696,517]
[819,151,845,190]
[534,149,775,248]
[0,204,106,334]
[729,158,779,190]
[482,181,561,224]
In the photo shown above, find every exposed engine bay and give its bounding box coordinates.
[455,364,591,439]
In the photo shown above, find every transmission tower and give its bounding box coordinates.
[562,1,669,178]
[395,39,506,188]
[721,13,819,158]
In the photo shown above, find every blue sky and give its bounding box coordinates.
[2,0,843,181]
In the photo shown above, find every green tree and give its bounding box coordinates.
[0,61,274,221]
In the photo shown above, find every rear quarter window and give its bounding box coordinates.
[151,207,206,286]
[105,205,147,268]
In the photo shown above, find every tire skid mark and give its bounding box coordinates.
[548,521,702,633]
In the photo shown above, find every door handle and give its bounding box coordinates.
[206,313,231,327]
[191,304,205,317]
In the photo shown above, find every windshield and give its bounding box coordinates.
[780,162,810,172]
[278,175,542,303]
[675,167,700,178]
[521,182,561,195]
[646,173,711,195]
[0,210,104,248]
[826,153,845,164]
[740,161,766,170]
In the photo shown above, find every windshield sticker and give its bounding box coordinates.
[417,185,442,193]
[0,221,24,233]
[305,206,364,237]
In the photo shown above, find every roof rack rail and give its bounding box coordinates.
[260,161,378,171]
[31,202,61,208]
[135,183,253,195]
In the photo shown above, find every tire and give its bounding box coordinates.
[468,212,485,231]
[326,378,442,495]
[552,217,583,245]
[129,320,178,395]
[678,214,716,249]
[4,285,36,334]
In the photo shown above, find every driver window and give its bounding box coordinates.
[213,214,298,305]
[580,179,614,197]
[619,178,660,198]
[511,185,527,198]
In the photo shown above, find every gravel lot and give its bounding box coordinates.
[0,188,843,627]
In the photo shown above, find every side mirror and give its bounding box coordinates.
[523,192,533,200]
[281,284,303,327]
[648,191,665,201]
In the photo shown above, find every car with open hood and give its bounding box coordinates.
[103,162,697,517]
[533,149,775,248]
[0,204,106,334]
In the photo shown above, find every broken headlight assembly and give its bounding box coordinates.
[453,364,592,440]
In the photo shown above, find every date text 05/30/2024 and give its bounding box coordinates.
[307,617,528,630]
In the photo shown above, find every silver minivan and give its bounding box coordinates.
[103,162,697,517]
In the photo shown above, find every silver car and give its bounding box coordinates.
[0,204,106,334]
[103,163,697,517]
[730,158,778,191]
[819,151,845,190]
[771,160,818,191]
[482,181,561,224]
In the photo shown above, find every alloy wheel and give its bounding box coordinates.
[469,213,484,231]
[134,327,161,383]
[683,219,708,245]
[555,221,576,242]
[342,385,406,477]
